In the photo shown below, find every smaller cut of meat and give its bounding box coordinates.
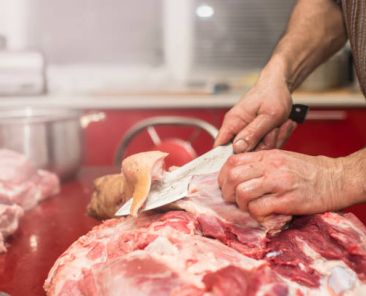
[0,149,60,252]
[122,151,168,216]
[88,151,168,219]
[0,149,36,184]
[34,170,61,201]
[0,150,60,210]
[0,180,42,210]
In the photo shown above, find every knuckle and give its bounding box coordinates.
[251,150,266,162]
[268,106,283,117]
[248,201,263,218]
[243,127,258,143]
[236,183,249,197]
[267,105,288,122]
[223,110,233,121]
[268,149,285,164]
[227,155,240,167]
[223,109,239,122]
[228,169,239,182]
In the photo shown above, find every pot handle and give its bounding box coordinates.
[80,112,106,128]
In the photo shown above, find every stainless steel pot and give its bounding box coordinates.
[0,108,104,180]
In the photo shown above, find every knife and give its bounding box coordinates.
[115,104,308,217]
[115,144,234,216]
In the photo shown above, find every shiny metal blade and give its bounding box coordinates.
[115,144,233,216]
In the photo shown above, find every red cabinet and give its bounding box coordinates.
[84,107,366,164]
[83,108,225,166]
[284,108,366,157]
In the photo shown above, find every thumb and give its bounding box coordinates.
[233,114,277,153]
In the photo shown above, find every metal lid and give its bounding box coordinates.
[0,108,81,124]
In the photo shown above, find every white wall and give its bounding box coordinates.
[25,0,163,65]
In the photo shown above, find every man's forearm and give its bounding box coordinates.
[341,148,366,207]
[260,0,347,92]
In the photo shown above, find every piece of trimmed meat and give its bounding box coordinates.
[0,149,60,210]
[0,149,60,252]
[88,151,168,219]
[122,151,168,216]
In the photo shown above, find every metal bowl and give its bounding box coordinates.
[0,108,84,180]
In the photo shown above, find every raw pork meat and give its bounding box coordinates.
[0,149,60,252]
[45,172,366,296]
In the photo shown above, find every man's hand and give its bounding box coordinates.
[215,0,346,154]
[218,149,365,223]
[214,74,295,153]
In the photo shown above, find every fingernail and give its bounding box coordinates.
[234,139,248,153]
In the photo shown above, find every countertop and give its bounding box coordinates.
[0,89,365,109]
[0,167,117,296]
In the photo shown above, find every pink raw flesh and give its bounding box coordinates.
[0,149,59,252]
[45,172,366,295]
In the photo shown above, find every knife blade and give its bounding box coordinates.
[115,144,233,216]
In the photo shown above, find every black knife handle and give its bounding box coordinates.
[289,104,309,124]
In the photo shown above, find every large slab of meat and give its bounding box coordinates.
[45,172,366,295]
[0,149,60,252]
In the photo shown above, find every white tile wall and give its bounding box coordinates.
[0,0,296,74]
[24,0,163,65]
[193,0,296,70]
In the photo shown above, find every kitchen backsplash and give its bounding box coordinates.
[1,0,295,69]
[24,0,163,66]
